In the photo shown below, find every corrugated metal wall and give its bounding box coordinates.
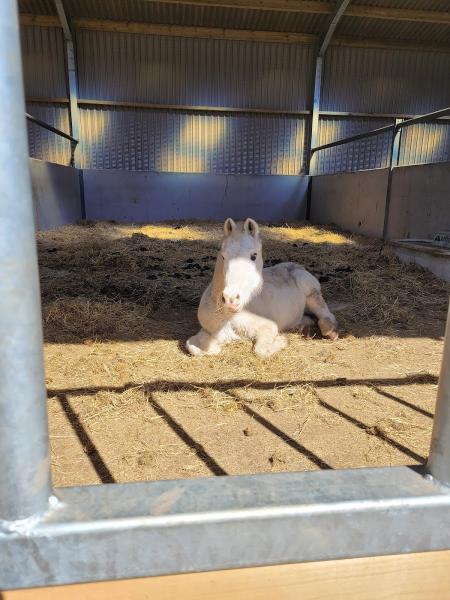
[26,102,72,165]
[315,117,393,174]
[316,45,450,173]
[80,106,309,174]
[21,24,71,165]
[20,25,67,98]
[20,21,450,175]
[322,46,450,115]
[76,31,316,110]
[75,30,314,173]
[399,122,450,166]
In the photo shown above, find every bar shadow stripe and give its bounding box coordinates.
[56,393,115,484]
[147,393,227,476]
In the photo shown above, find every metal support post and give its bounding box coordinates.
[0,0,52,522]
[54,0,81,167]
[309,55,323,177]
[307,0,351,200]
[428,302,450,485]
[382,118,402,241]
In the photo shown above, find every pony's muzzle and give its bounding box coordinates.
[222,291,241,312]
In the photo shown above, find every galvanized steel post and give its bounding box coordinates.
[382,118,402,240]
[308,0,351,177]
[0,0,52,521]
[427,301,450,485]
[309,55,323,177]
[54,0,81,167]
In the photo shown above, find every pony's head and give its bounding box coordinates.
[218,218,263,313]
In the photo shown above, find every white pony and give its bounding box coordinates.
[186,218,338,358]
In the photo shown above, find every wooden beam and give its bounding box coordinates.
[24,98,450,120]
[77,98,312,116]
[19,2,450,26]
[26,96,70,104]
[19,15,450,53]
[139,0,450,25]
[5,550,450,599]
[320,110,450,120]
[347,5,450,25]
[72,19,450,52]
[333,35,450,53]
[72,18,318,44]
[140,0,331,15]
[19,14,61,27]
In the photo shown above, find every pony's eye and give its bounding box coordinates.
[251,253,257,261]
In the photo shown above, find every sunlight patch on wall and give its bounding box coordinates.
[271,119,307,175]
[161,115,227,174]
[400,123,450,166]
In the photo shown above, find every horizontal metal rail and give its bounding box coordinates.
[311,123,395,153]
[26,112,78,144]
[397,106,450,129]
[311,106,450,155]
[23,97,450,121]
[2,466,450,589]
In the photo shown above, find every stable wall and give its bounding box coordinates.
[30,159,82,231]
[386,162,450,240]
[310,162,450,240]
[83,170,309,223]
[310,168,389,237]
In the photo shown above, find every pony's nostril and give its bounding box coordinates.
[236,294,240,301]
[222,294,226,303]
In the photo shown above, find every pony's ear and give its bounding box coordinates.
[244,218,259,237]
[224,218,236,236]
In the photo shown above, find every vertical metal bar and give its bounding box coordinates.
[307,0,351,178]
[391,118,403,168]
[54,0,81,167]
[382,119,402,241]
[318,0,352,57]
[67,40,81,166]
[309,55,323,176]
[427,302,450,486]
[0,0,52,521]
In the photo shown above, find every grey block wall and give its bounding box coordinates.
[310,169,389,237]
[310,162,450,240]
[29,159,449,239]
[386,162,450,240]
[30,159,82,230]
[83,170,309,223]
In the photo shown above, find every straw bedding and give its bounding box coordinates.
[37,221,449,486]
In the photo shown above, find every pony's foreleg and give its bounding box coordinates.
[186,329,223,356]
[299,314,315,338]
[305,289,338,340]
[248,315,287,358]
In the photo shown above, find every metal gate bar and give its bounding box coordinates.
[0,0,52,523]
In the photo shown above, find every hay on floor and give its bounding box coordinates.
[38,221,449,486]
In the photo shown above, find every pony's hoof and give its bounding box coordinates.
[255,335,287,358]
[186,336,222,356]
[318,317,339,341]
[299,315,316,339]
[186,339,204,356]
[301,325,313,339]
